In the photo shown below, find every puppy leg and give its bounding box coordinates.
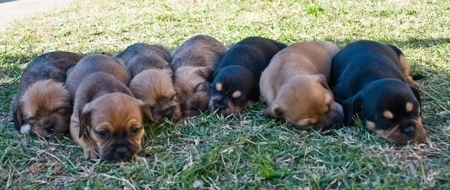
[70,113,99,160]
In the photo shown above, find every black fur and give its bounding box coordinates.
[330,40,421,135]
[209,37,286,114]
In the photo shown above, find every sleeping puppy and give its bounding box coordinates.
[171,34,228,117]
[330,40,425,144]
[10,51,83,137]
[66,54,148,161]
[209,36,287,115]
[116,43,180,122]
[260,41,343,130]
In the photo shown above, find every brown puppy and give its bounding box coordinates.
[260,41,343,130]
[116,43,180,122]
[66,54,148,161]
[170,34,228,117]
[10,51,83,137]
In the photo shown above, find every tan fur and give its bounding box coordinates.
[67,54,146,161]
[19,79,71,137]
[366,119,426,144]
[171,34,228,117]
[129,69,181,122]
[260,41,343,129]
[398,55,423,90]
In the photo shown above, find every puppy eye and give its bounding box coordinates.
[95,130,110,139]
[130,126,141,134]
[55,107,70,115]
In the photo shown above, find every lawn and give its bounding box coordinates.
[1,0,449,189]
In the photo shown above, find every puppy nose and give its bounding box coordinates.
[44,123,54,132]
[163,110,173,118]
[115,146,128,155]
[214,102,225,110]
[402,127,415,137]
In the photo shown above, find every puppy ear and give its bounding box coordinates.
[79,104,92,138]
[342,96,362,125]
[265,104,283,119]
[137,100,153,122]
[196,67,213,81]
[315,74,331,91]
[409,86,421,104]
[13,103,24,130]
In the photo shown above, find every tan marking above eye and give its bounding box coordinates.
[215,83,222,92]
[232,91,242,98]
[406,102,414,112]
[383,110,394,119]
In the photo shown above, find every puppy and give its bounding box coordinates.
[66,54,148,161]
[260,41,343,130]
[330,40,425,144]
[171,34,228,117]
[10,51,83,137]
[209,36,286,115]
[116,43,180,122]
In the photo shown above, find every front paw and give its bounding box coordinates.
[84,148,99,161]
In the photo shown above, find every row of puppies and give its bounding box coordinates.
[10,36,425,161]
[10,35,286,161]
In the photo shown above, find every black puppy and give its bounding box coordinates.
[330,40,425,144]
[209,37,286,115]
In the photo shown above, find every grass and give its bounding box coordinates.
[1,0,450,189]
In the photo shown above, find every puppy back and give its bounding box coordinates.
[171,34,227,71]
[65,54,131,97]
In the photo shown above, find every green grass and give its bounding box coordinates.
[1,0,450,189]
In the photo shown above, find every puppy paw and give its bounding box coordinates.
[406,76,424,91]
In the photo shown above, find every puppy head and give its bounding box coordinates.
[209,66,257,116]
[265,75,344,130]
[174,66,212,117]
[129,69,181,122]
[79,93,148,161]
[343,79,426,144]
[17,79,72,137]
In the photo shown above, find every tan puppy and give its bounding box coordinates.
[66,54,148,161]
[170,34,228,117]
[11,51,83,137]
[116,43,181,122]
[260,41,344,130]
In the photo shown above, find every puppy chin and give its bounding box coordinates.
[366,120,426,144]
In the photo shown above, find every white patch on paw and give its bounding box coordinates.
[20,124,32,134]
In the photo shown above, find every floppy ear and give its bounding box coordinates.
[196,67,214,81]
[13,103,24,130]
[409,86,421,104]
[315,74,331,91]
[342,96,362,125]
[264,104,284,119]
[79,104,92,138]
[137,100,154,122]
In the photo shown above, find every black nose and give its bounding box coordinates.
[214,102,225,110]
[44,123,54,132]
[163,109,173,118]
[115,146,128,155]
[402,127,415,137]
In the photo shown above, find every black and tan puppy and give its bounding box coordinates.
[260,41,343,130]
[209,36,287,115]
[330,40,425,144]
[171,34,228,117]
[10,51,83,137]
[116,43,180,122]
[66,54,149,161]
